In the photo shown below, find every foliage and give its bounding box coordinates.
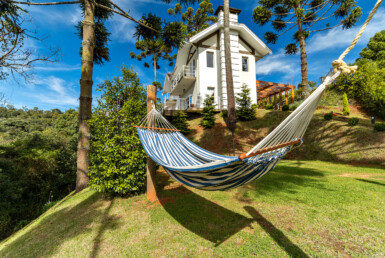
[332,59,385,118]
[236,84,256,121]
[76,0,113,65]
[281,104,289,111]
[89,66,147,196]
[0,107,77,240]
[130,13,186,90]
[265,103,274,110]
[342,93,350,115]
[172,111,190,134]
[348,117,359,126]
[200,95,215,129]
[374,123,385,132]
[324,113,333,120]
[358,30,385,61]
[252,0,362,96]
[168,0,217,38]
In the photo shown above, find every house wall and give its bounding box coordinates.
[239,40,257,105]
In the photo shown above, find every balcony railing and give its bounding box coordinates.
[171,65,196,92]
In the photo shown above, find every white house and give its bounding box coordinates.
[162,6,272,112]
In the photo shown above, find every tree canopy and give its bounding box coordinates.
[252,0,362,97]
[168,0,217,38]
[358,30,385,62]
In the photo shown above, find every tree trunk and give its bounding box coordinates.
[153,53,156,82]
[296,5,309,99]
[76,0,95,192]
[223,0,236,133]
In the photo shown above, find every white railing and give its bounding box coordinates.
[164,97,187,111]
[171,65,196,91]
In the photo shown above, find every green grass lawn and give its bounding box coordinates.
[1,160,384,257]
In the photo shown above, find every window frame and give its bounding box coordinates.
[206,51,214,68]
[242,56,248,72]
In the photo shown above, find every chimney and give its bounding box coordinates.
[214,5,241,23]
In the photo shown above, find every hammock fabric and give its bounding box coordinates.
[136,0,382,191]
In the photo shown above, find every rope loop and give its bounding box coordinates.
[332,60,357,74]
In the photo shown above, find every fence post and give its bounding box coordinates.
[146,85,157,202]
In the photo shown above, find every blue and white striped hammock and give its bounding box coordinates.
[136,72,341,191]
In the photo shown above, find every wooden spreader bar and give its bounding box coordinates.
[134,125,181,132]
[238,139,301,160]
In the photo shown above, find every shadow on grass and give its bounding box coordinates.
[158,184,309,256]
[0,190,121,257]
[244,206,310,258]
[356,178,385,186]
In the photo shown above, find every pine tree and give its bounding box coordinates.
[172,111,190,134]
[168,0,217,38]
[236,84,256,121]
[200,95,216,129]
[252,0,362,98]
[359,30,385,62]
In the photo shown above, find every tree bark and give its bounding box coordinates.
[153,53,156,82]
[296,4,309,99]
[223,0,236,133]
[76,0,95,192]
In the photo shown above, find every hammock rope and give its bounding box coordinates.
[135,0,382,191]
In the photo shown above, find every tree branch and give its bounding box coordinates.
[9,0,81,5]
[94,2,160,33]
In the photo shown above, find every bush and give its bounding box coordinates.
[236,84,256,121]
[342,93,350,115]
[89,66,147,196]
[324,113,333,120]
[265,103,274,110]
[348,117,359,126]
[221,109,228,118]
[282,104,289,111]
[374,123,385,132]
[172,111,190,134]
[200,95,216,129]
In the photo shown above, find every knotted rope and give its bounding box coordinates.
[333,0,383,74]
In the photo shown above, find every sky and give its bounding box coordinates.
[0,0,383,111]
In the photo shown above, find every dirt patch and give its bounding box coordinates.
[337,173,385,180]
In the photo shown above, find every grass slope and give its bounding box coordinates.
[186,104,385,166]
[1,161,385,257]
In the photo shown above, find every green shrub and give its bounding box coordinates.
[265,103,274,110]
[324,113,334,120]
[342,93,350,115]
[89,66,147,196]
[282,104,289,111]
[348,117,359,126]
[201,95,216,129]
[251,104,258,112]
[374,123,385,132]
[236,84,256,121]
[172,111,190,134]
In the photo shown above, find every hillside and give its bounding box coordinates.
[185,100,385,166]
[1,160,384,257]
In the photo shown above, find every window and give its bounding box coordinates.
[242,57,248,72]
[207,87,215,97]
[207,52,214,68]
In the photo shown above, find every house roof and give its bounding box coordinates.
[163,19,272,93]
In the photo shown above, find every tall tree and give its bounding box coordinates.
[252,0,362,98]
[8,0,162,192]
[223,0,236,135]
[358,30,385,62]
[168,0,217,38]
[130,13,185,90]
[0,1,59,81]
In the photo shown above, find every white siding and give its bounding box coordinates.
[198,46,219,107]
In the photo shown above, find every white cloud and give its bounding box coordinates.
[32,76,78,106]
[34,63,81,72]
[27,5,82,27]
[307,8,385,53]
[255,50,300,80]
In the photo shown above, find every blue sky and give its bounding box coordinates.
[0,0,383,110]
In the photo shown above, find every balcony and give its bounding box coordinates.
[163,94,202,116]
[170,65,196,95]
